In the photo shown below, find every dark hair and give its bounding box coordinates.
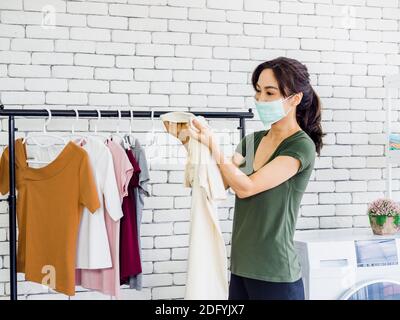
[251,57,324,155]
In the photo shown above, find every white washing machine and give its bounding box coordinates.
[294,228,400,300]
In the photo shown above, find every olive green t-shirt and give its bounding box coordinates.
[230,129,316,283]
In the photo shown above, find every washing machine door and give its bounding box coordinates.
[340,279,400,300]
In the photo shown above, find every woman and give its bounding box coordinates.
[187,57,324,300]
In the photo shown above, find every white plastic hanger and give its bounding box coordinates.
[124,109,135,146]
[94,108,101,134]
[89,108,107,142]
[110,109,129,149]
[23,108,67,148]
[148,110,157,147]
[66,108,86,146]
[23,108,67,164]
[146,110,161,167]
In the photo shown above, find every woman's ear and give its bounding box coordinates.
[292,92,303,107]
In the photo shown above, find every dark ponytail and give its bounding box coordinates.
[296,86,324,155]
[252,57,325,155]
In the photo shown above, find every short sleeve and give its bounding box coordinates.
[234,132,259,174]
[278,137,316,173]
[234,132,259,161]
[79,152,100,213]
[137,149,150,197]
[0,147,10,195]
[129,151,141,188]
[106,141,133,202]
[235,135,247,157]
[121,156,134,200]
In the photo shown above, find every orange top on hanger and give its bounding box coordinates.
[0,139,100,296]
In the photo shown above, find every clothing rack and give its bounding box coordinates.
[0,104,254,300]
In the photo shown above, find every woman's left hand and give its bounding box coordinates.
[187,117,216,150]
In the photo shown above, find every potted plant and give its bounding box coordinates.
[368,198,400,235]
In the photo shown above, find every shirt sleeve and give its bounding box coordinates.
[137,149,150,197]
[235,136,246,157]
[278,137,316,173]
[121,153,134,200]
[0,147,10,195]
[133,140,150,196]
[79,151,100,213]
[102,149,124,221]
[236,131,261,155]
[234,132,258,168]
[234,133,259,175]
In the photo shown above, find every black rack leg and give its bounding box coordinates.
[238,117,246,139]
[8,116,17,300]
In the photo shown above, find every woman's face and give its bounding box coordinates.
[254,68,282,102]
[254,68,301,114]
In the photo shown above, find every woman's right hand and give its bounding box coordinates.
[187,118,216,150]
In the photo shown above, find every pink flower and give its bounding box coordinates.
[368,198,400,216]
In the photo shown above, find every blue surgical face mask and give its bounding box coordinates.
[254,95,293,128]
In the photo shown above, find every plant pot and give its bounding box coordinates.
[369,215,400,235]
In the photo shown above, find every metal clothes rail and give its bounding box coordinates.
[0,105,254,300]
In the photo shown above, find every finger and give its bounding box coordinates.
[190,118,204,132]
[187,126,200,141]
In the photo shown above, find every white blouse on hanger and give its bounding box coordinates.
[76,137,124,269]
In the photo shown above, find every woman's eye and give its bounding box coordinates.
[266,92,273,96]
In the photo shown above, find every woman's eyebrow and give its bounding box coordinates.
[256,84,278,90]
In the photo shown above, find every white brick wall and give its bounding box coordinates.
[0,0,399,300]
